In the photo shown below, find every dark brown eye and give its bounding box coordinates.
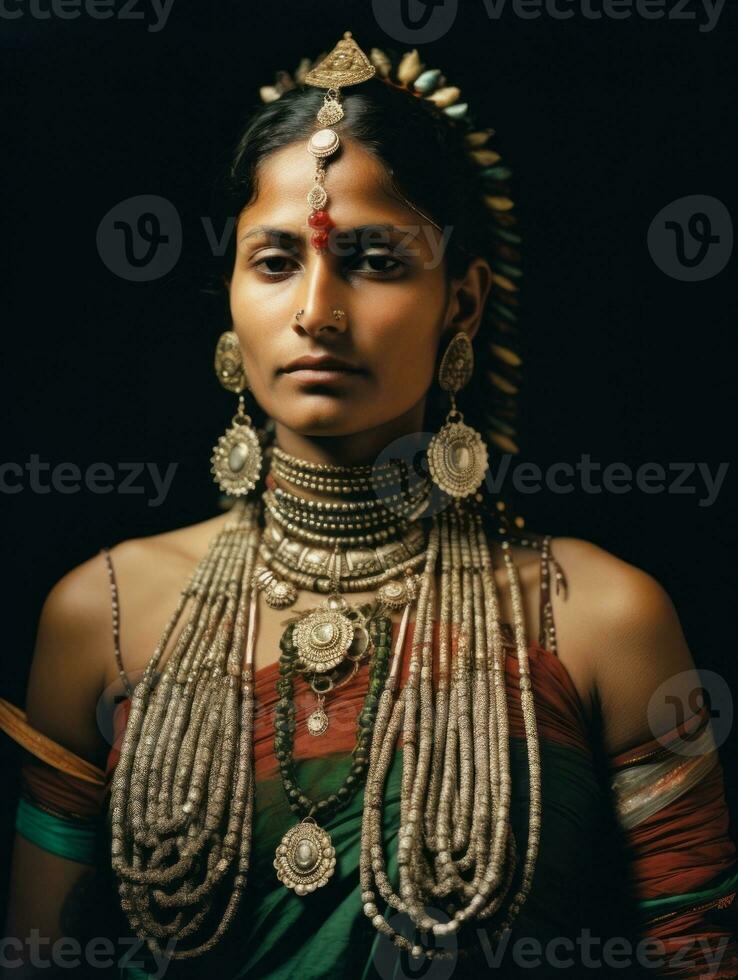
[354,252,404,275]
[253,253,296,276]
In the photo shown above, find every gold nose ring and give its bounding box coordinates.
[295,309,304,321]
[333,309,345,321]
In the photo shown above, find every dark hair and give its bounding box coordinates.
[207,75,522,466]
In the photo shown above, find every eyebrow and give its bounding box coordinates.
[239,223,421,245]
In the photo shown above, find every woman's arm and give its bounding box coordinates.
[2,556,115,977]
[555,539,738,978]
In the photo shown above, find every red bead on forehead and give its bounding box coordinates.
[307,211,335,252]
[303,31,376,254]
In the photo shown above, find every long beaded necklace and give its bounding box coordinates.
[109,450,544,964]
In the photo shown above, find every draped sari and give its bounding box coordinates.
[2,576,737,979]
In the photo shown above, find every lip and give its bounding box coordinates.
[281,355,364,374]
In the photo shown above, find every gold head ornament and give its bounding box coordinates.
[258,30,524,457]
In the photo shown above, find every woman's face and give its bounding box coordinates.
[229,138,487,458]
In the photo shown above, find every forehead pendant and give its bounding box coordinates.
[303,32,376,252]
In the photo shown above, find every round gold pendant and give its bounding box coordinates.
[427,420,489,498]
[293,608,354,673]
[274,819,336,894]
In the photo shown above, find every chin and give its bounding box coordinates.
[272,402,384,438]
[289,413,373,438]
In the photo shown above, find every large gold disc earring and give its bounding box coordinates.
[426,332,489,499]
[210,331,263,496]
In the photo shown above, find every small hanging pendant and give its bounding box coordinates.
[253,565,298,609]
[307,184,328,210]
[306,702,329,737]
[274,818,336,895]
[265,579,298,609]
[376,575,419,611]
[317,92,344,126]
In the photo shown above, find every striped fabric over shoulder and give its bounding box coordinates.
[609,701,738,978]
[0,696,107,864]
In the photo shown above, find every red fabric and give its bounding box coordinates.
[20,751,106,821]
[608,703,738,976]
[17,609,735,976]
[104,618,592,793]
[622,759,736,902]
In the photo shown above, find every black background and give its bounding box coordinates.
[2,0,736,926]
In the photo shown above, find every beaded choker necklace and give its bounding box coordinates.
[254,446,430,610]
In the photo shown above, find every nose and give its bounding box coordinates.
[291,251,348,338]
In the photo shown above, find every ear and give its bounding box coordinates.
[442,257,493,343]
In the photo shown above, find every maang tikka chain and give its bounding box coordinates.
[303,32,376,252]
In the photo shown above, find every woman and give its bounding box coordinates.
[1,31,736,980]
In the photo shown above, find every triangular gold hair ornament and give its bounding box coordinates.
[304,31,376,90]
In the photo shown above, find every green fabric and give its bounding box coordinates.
[120,738,607,979]
[15,795,99,865]
[638,864,738,916]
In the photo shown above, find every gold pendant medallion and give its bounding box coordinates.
[274,818,336,895]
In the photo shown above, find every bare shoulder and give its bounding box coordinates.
[27,508,234,767]
[101,508,235,684]
[27,549,124,769]
[548,536,698,755]
[107,507,233,594]
[548,535,688,648]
